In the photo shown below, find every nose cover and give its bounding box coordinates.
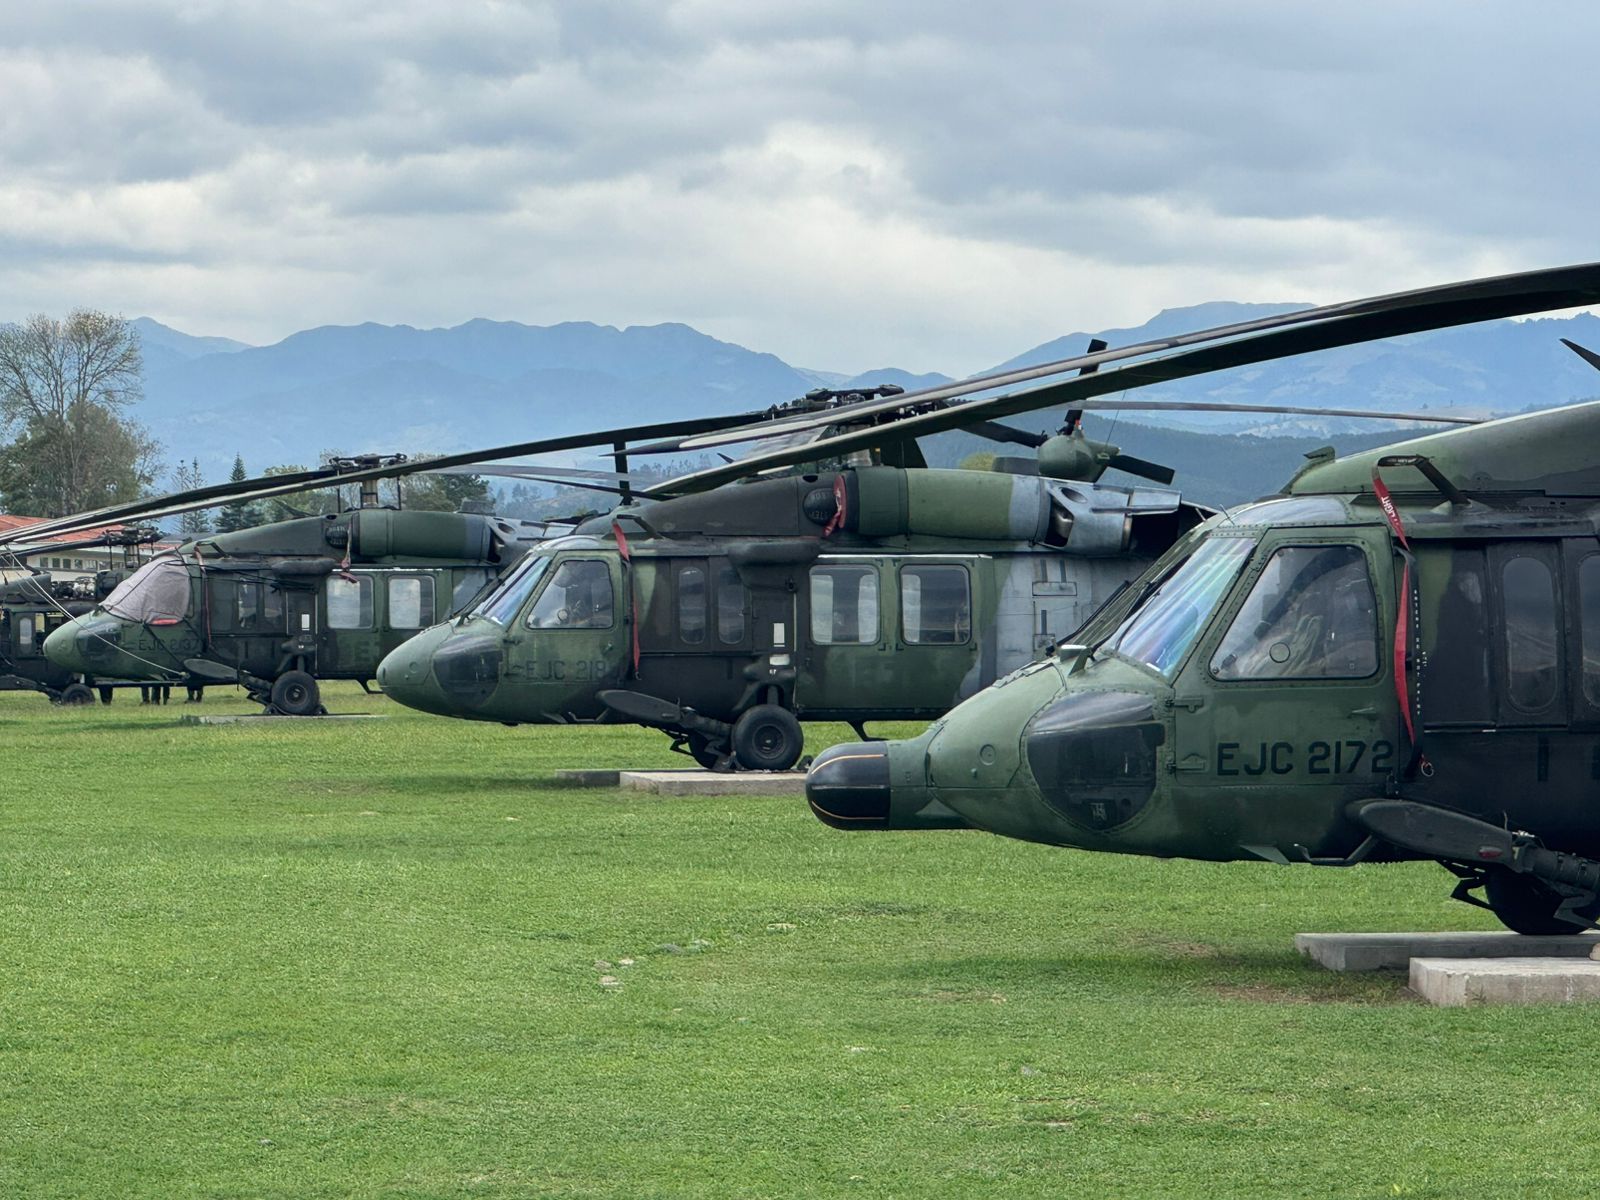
[1023,691,1165,832]
[431,634,504,708]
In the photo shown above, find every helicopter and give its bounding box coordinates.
[19,417,872,714]
[364,266,1589,769]
[800,262,1600,937]
[31,459,565,715]
[0,528,161,704]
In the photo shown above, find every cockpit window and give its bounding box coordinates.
[1104,536,1255,677]
[472,554,550,625]
[1211,546,1379,680]
[103,556,191,625]
[527,560,614,630]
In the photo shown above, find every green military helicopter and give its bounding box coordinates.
[32,463,561,714]
[367,267,1583,769]
[0,529,159,704]
[19,419,857,714]
[801,261,1600,936]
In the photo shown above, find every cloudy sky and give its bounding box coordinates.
[3,1,1596,374]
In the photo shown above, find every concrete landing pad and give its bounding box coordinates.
[1411,957,1600,1006]
[554,768,805,796]
[1296,931,1600,972]
[179,713,385,725]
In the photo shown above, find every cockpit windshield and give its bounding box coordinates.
[471,554,551,625]
[102,556,191,625]
[1101,535,1256,677]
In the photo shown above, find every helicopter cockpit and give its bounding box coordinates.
[100,556,191,626]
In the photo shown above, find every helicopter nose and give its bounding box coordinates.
[43,614,115,674]
[378,625,503,717]
[805,738,969,831]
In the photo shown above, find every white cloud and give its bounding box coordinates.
[0,0,1596,373]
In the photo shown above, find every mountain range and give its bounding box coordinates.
[125,302,1600,509]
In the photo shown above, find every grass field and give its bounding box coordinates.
[0,683,1592,1198]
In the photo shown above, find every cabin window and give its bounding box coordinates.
[1427,547,1494,725]
[388,576,435,630]
[211,581,235,631]
[716,565,746,645]
[327,575,374,630]
[526,560,614,630]
[676,564,707,645]
[1109,535,1255,678]
[810,564,879,645]
[1502,556,1558,712]
[238,580,285,630]
[1581,556,1600,708]
[16,615,33,649]
[901,564,971,645]
[1211,545,1378,680]
[475,555,551,626]
[103,556,191,625]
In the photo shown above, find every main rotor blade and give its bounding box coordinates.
[645,261,1600,496]
[1563,338,1600,373]
[0,411,766,549]
[427,463,633,484]
[636,263,1600,456]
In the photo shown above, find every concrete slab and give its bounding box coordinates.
[620,770,805,797]
[553,768,804,796]
[179,713,384,725]
[1411,957,1600,1006]
[1296,931,1600,972]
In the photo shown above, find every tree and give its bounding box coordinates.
[0,310,159,515]
[396,464,491,513]
[259,465,342,524]
[214,454,261,532]
[172,459,210,539]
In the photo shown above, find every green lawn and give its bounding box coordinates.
[0,684,1588,1198]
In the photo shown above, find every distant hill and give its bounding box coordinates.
[123,303,1600,502]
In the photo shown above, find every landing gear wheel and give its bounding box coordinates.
[98,686,114,705]
[730,704,804,772]
[56,682,94,706]
[269,670,321,716]
[1484,869,1589,935]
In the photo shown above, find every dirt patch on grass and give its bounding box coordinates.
[1208,977,1421,1005]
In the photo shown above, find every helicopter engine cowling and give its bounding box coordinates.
[347,509,496,561]
[840,467,1052,542]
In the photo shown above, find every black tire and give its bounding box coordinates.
[1484,869,1590,935]
[687,733,727,771]
[98,686,114,705]
[269,670,321,716]
[730,704,805,772]
[55,682,95,706]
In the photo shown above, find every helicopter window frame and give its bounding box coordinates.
[237,579,286,631]
[473,554,552,627]
[1497,546,1562,720]
[716,563,747,646]
[1102,533,1257,680]
[676,562,708,646]
[525,558,615,631]
[387,574,436,631]
[1576,552,1600,713]
[809,562,880,646]
[16,614,33,649]
[900,563,972,646]
[1208,543,1381,683]
[326,573,375,631]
